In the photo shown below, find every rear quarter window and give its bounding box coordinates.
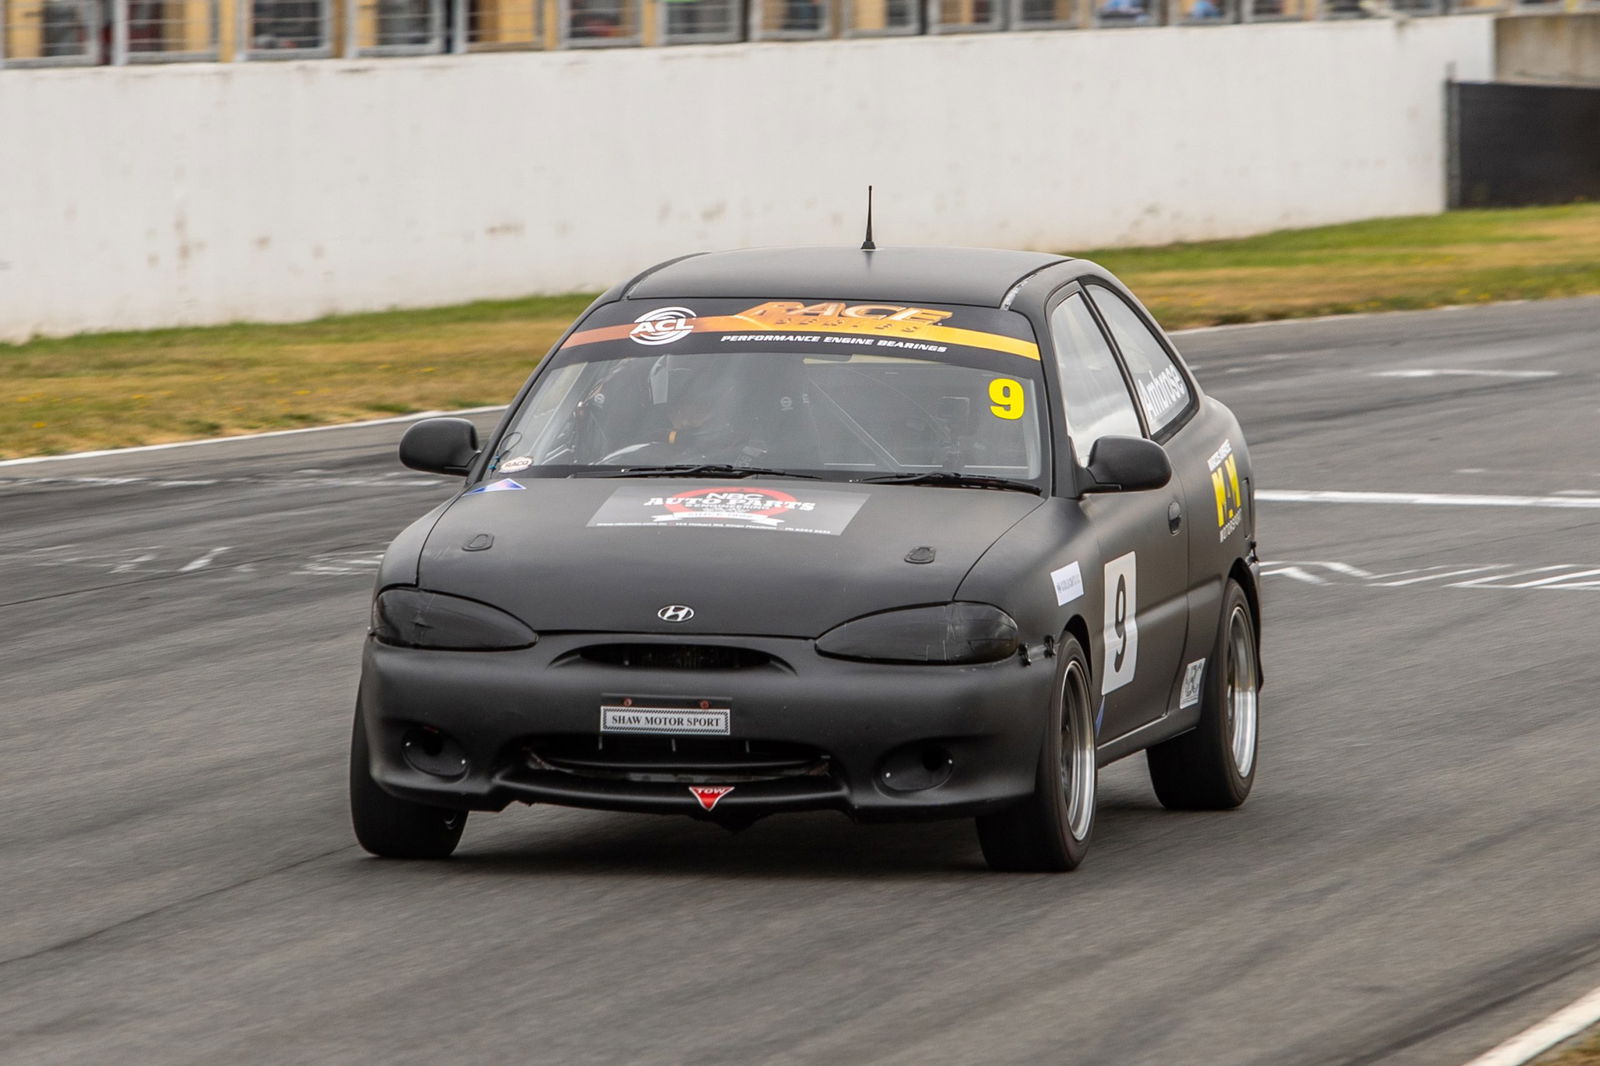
[1087,286,1194,437]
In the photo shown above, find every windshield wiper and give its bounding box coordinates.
[856,471,1043,495]
[579,464,822,480]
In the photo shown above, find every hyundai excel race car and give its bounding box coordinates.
[350,245,1262,872]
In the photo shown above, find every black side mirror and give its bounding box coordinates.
[1082,435,1172,493]
[398,417,480,476]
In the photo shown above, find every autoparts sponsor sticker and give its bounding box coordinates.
[464,478,525,495]
[689,785,734,811]
[1208,439,1244,543]
[1050,561,1084,606]
[564,300,1040,361]
[630,306,697,346]
[587,485,866,536]
[1180,658,1206,708]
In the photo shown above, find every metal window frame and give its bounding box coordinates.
[1008,0,1078,31]
[120,0,223,62]
[841,0,922,36]
[1312,0,1366,18]
[657,0,744,44]
[1170,0,1237,23]
[1088,0,1163,27]
[2,0,105,66]
[558,0,643,46]
[927,0,1004,31]
[239,0,334,59]
[750,0,832,40]
[1241,0,1306,22]
[456,0,545,51]
[347,0,446,56]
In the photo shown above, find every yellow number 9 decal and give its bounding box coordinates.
[989,378,1025,421]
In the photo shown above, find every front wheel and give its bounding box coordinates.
[976,635,1097,872]
[349,709,467,859]
[1146,578,1259,810]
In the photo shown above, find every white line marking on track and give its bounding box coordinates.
[110,552,158,574]
[1370,566,1500,587]
[178,547,230,573]
[1373,369,1558,379]
[0,406,507,468]
[1259,565,1329,585]
[1258,490,1600,510]
[1459,983,1600,1066]
[1262,561,1600,592]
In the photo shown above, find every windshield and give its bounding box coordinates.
[492,299,1048,486]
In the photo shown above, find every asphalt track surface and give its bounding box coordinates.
[3,297,1599,1066]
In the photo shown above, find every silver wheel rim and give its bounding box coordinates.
[1059,661,1096,840]
[1225,605,1259,777]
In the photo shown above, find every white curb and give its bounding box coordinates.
[1460,984,1600,1066]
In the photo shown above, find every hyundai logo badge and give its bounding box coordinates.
[658,605,695,623]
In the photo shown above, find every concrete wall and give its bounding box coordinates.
[0,18,1493,340]
[1496,13,1600,86]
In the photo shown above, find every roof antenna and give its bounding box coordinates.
[860,185,876,252]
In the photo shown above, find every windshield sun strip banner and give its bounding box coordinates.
[562,303,1041,361]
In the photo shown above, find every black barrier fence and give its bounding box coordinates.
[1449,81,1600,208]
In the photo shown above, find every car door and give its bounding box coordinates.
[1084,282,1234,709]
[1045,286,1189,742]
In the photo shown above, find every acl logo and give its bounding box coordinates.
[630,306,696,346]
[658,605,695,623]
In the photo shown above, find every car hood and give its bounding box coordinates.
[413,478,1043,638]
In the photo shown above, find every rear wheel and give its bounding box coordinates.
[976,635,1096,872]
[1146,579,1258,810]
[349,709,467,859]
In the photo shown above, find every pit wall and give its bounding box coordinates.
[0,17,1493,340]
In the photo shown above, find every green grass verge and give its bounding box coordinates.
[1538,1026,1600,1066]
[5,204,1600,460]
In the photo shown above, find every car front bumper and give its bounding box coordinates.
[357,633,1055,823]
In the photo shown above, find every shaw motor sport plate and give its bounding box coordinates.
[600,697,732,736]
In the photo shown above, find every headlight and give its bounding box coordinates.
[815,603,1019,665]
[371,587,537,650]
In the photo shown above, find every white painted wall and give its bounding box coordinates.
[0,18,1493,340]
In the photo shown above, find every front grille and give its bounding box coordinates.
[576,644,775,671]
[526,734,829,783]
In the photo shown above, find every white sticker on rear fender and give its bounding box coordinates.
[1180,658,1206,708]
[1050,561,1084,606]
[1101,553,1139,695]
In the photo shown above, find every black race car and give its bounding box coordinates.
[351,245,1262,872]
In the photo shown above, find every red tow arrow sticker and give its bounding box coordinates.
[689,786,734,811]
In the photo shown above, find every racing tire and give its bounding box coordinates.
[976,635,1096,873]
[349,709,467,859]
[1146,579,1259,810]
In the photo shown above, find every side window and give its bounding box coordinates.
[1087,286,1194,437]
[1048,292,1144,465]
